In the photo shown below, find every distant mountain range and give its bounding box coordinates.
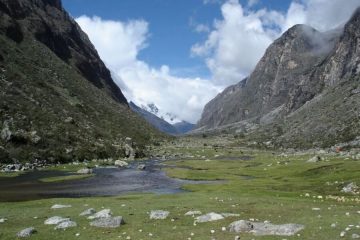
[130,102,194,135]
[195,7,360,149]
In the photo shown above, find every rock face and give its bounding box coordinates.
[196,8,360,148]
[0,0,161,163]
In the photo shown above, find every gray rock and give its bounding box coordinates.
[77,168,93,174]
[80,208,96,216]
[150,210,169,220]
[44,216,70,225]
[125,144,135,160]
[341,182,359,194]
[229,220,304,236]
[184,210,202,216]
[221,213,241,217]
[54,220,77,230]
[352,233,360,239]
[0,217,7,223]
[88,209,112,220]
[29,131,41,144]
[51,204,72,209]
[1,121,12,142]
[114,160,128,167]
[16,227,36,238]
[307,156,322,163]
[137,164,146,170]
[90,216,124,228]
[229,220,254,232]
[195,212,224,223]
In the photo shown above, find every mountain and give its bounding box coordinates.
[141,103,182,125]
[129,102,178,135]
[195,8,360,148]
[173,121,195,134]
[0,0,162,163]
[130,102,195,135]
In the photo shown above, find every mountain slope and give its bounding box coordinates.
[173,121,195,134]
[130,102,195,135]
[196,8,360,148]
[129,102,178,135]
[0,0,162,162]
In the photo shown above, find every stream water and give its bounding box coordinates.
[0,159,209,202]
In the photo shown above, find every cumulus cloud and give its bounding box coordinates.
[76,0,360,123]
[76,16,221,123]
[192,0,360,86]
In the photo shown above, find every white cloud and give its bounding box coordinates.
[76,16,221,123]
[194,24,210,33]
[76,0,360,123]
[247,0,259,7]
[192,0,360,86]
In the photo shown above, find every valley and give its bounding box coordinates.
[1,136,360,239]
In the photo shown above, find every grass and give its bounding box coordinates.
[0,147,360,239]
[0,172,23,178]
[39,174,94,183]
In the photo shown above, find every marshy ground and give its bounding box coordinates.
[0,137,360,239]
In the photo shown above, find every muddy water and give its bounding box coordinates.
[0,160,210,202]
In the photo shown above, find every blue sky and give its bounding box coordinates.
[61,0,360,123]
[62,0,291,78]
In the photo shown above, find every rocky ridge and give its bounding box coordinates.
[195,8,360,149]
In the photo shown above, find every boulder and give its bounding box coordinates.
[80,208,96,216]
[137,164,146,170]
[54,220,77,230]
[90,216,124,228]
[16,227,36,238]
[228,220,254,232]
[229,220,304,236]
[307,156,322,163]
[195,212,224,223]
[114,160,128,167]
[44,216,70,225]
[51,204,72,209]
[184,210,202,216]
[341,182,359,194]
[1,121,12,142]
[125,144,135,160]
[77,168,93,174]
[88,209,112,220]
[0,217,7,223]
[150,210,169,220]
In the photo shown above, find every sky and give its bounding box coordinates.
[62,0,360,123]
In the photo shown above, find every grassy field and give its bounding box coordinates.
[0,147,359,239]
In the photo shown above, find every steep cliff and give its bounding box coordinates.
[196,8,360,148]
[0,0,161,162]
